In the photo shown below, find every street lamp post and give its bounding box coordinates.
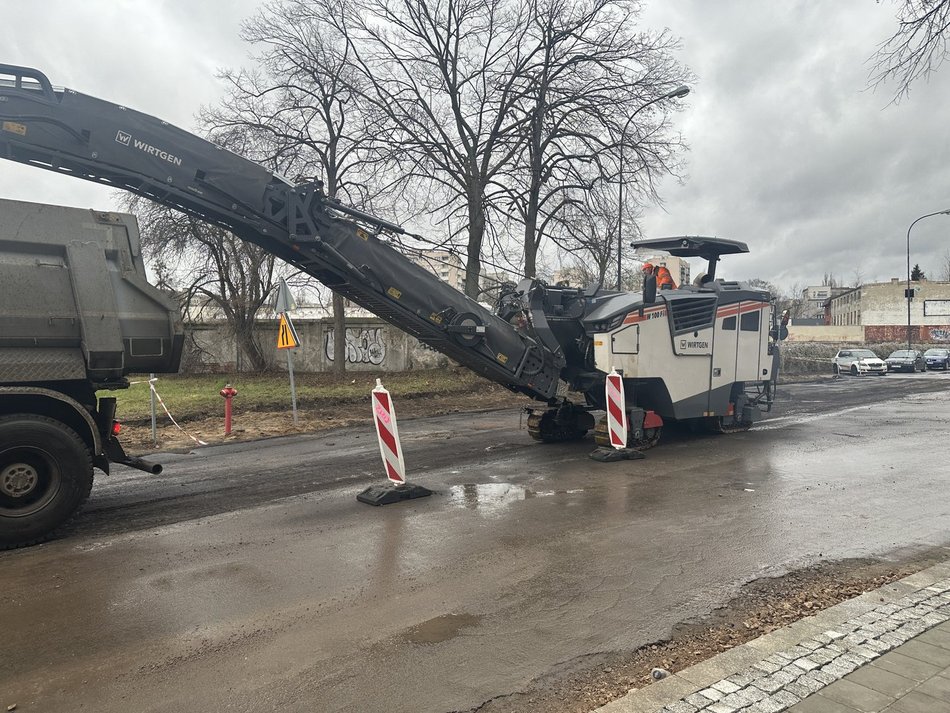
[616,84,690,290]
[905,209,950,350]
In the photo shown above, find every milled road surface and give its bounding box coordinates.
[3,373,950,712]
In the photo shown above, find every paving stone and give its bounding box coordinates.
[820,630,845,641]
[784,679,815,699]
[879,632,906,647]
[820,658,853,679]
[752,675,785,694]
[842,633,868,647]
[781,646,813,660]
[819,677,896,712]
[898,638,950,666]
[684,692,716,708]
[792,672,826,695]
[771,669,797,686]
[862,637,892,654]
[845,664,917,698]
[883,689,947,713]
[792,657,819,672]
[770,689,801,708]
[807,648,835,666]
[745,698,784,713]
[752,660,781,675]
[698,687,724,702]
[922,612,948,626]
[876,603,901,615]
[813,633,833,645]
[717,691,750,711]
[705,702,738,713]
[782,662,809,678]
[902,620,929,636]
[711,679,741,695]
[838,652,868,668]
[871,650,944,681]
[725,670,758,689]
[809,668,838,686]
[798,639,822,651]
[662,701,699,713]
[847,644,878,661]
[768,651,795,664]
[737,685,766,703]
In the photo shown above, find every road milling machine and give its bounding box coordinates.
[0,63,780,547]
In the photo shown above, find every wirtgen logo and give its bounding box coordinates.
[114,130,183,166]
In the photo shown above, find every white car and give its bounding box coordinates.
[833,349,887,376]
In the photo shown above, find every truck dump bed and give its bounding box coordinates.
[0,198,184,386]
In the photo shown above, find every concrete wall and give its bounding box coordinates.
[785,324,863,343]
[183,318,449,373]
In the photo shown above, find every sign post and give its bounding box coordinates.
[275,279,300,426]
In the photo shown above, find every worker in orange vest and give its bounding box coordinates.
[642,262,676,289]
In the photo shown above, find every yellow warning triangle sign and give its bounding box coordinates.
[277,312,300,350]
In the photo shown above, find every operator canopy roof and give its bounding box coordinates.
[632,236,749,261]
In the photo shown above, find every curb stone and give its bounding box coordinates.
[593,558,950,713]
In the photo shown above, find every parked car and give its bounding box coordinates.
[832,349,888,376]
[924,348,950,370]
[884,349,926,372]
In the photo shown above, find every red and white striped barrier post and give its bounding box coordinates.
[357,379,433,506]
[372,379,406,484]
[606,369,627,450]
[589,368,645,462]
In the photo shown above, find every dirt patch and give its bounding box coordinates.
[465,550,948,713]
[121,383,530,454]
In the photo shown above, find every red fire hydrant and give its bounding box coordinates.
[220,383,238,435]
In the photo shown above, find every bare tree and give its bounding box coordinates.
[126,196,280,372]
[324,0,552,297]
[499,0,689,281]
[201,0,386,373]
[871,0,950,100]
[549,182,631,288]
[851,266,865,288]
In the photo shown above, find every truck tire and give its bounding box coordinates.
[0,415,94,549]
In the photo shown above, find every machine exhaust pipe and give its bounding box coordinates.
[118,456,163,475]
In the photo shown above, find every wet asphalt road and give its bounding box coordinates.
[3,373,950,712]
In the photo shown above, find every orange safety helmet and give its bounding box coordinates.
[641,262,654,272]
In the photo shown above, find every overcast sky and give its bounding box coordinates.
[3,0,949,293]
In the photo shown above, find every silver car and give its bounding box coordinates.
[833,349,887,376]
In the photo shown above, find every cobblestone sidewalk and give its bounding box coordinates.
[595,560,950,713]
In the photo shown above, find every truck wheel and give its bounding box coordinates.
[0,415,94,549]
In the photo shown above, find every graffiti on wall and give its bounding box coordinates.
[930,328,950,342]
[325,327,387,365]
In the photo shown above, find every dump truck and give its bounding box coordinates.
[0,198,183,548]
[0,63,780,548]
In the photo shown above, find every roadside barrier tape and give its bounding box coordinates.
[146,381,209,446]
[372,379,406,484]
[605,368,627,450]
[129,378,209,446]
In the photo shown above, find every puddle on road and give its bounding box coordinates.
[446,483,584,514]
[401,613,482,644]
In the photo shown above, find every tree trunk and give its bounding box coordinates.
[332,292,346,374]
[464,195,485,299]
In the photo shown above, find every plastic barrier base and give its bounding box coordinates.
[357,482,433,506]
[588,447,646,462]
